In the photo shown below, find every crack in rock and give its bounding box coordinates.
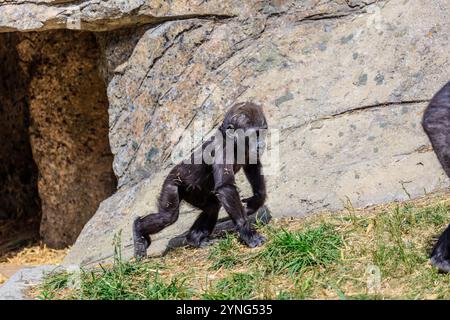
[283,99,431,133]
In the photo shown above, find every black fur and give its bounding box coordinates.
[430,225,450,272]
[422,80,450,272]
[133,102,268,259]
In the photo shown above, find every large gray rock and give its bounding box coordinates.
[0,265,58,300]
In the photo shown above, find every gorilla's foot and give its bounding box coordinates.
[430,225,450,273]
[133,217,150,260]
[186,229,212,248]
[239,229,266,248]
[430,255,450,273]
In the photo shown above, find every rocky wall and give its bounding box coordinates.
[66,0,450,265]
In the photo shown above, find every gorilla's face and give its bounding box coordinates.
[221,102,268,164]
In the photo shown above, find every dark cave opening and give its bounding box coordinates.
[0,31,117,252]
[0,34,41,254]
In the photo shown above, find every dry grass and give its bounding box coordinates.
[0,243,68,265]
[35,190,450,300]
[0,243,68,285]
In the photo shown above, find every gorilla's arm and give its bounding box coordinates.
[242,161,266,215]
[212,163,266,247]
[213,164,247,225]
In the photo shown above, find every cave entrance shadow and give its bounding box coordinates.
[0,33,41,255]
[0,31,117,255]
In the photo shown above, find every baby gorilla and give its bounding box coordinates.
[422,80,450,272]
[133,102,268,258]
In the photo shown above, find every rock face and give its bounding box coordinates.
[0,0,449,264]
[0,0,250,32]
[0,265,61,300]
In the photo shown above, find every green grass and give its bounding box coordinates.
[370,204,444,275]
[411,203,449,226]
[37,234,192,300]
[207,234,242,270]
[257,224,343,274]
[78,263,191,300]
[202,272,263,300]
[37,271,70,300]
[35,194,450,300]
[38,260,192,300]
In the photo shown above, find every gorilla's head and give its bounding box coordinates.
[221,102,267,132]
[220,102,268,163]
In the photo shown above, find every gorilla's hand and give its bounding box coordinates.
[242,194,264,215]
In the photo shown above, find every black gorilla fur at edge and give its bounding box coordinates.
[422,80,450,273]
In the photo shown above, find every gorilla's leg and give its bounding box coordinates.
[430,224,450,272]
[422,81,450,272]
[186,196,220,247]
[132,219,151,259]
[133,180,181,259]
